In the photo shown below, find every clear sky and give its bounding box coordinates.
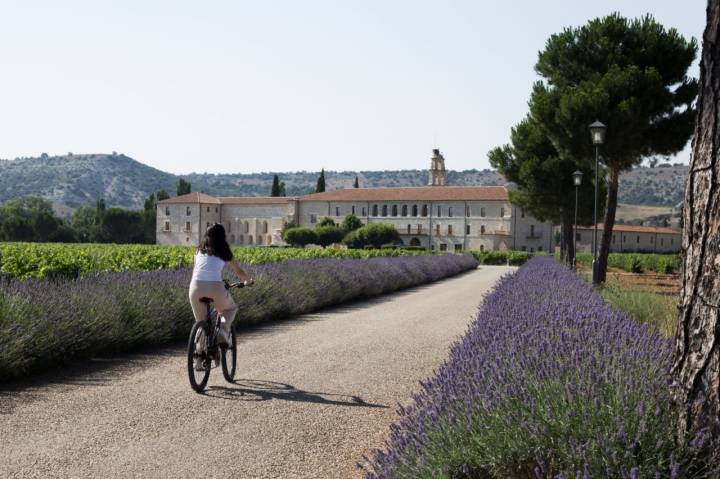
[0,0,707,174]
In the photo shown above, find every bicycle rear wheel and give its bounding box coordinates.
[187,321,211,392]
[221,328,237,382]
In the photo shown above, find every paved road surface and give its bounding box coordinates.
[0,266,512,479]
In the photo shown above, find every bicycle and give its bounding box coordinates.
[187,280,247,392]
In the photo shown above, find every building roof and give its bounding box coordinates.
[158,192,221,204]
[299,186,509,202]
[576,223,681,235]
[218,196,294,205]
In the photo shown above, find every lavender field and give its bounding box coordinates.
[0,254,478,381]
[362,257,715,478]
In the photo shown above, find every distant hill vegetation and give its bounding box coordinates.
[0,153,688,211]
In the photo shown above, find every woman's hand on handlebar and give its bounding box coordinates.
[243,278,254,287]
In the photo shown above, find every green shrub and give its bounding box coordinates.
[314,226,344,247]
[471,250,531,266]
[281,227,319,247]
[317,216,336,227]
[340,214,363,233]
[343,223,400,248]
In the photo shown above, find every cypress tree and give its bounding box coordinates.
[353,176,359,188]
[271,174,281,197]
[316,169,326,193]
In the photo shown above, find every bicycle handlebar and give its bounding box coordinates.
[224,280,252,290]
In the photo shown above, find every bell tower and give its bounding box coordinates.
[428,148,447,186]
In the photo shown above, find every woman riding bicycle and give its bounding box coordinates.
[189,223,253,367]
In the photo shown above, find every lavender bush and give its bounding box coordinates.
[0,254,477,381]
[362,257,714,478]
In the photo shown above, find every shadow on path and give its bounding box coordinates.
[203,379,389,409]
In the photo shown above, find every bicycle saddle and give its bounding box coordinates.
[199,297,213,304]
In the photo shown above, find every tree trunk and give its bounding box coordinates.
[672,0,720,444]
[597,167,619,283]
[562,214,575,267]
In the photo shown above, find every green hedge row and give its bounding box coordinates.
[572,252,680,274]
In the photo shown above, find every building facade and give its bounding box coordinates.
[157,151,553,252]
[574,224,681,253]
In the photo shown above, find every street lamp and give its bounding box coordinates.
[589,120,606,285]
[572,170,583,270]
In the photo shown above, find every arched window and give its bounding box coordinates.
[421,205,428,217]
[448,225,453,235]
[480,244,485,252]
[263,221,268,234]
[410,238,421,247]
[244,221,249,233]
[392,205,398,217]
[165,206,170,216]
[372,205,378,216]
[407,224,411,234]
[258,235,263,245]
[230,234,236,244]
[402,205,408,216]
[239,235,244,245]
[248,235,253,245]
[412,205,418,217]
[382,205,388,217]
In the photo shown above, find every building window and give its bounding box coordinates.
[422,205,428,217]
[671,238,674,245]
[437,205,442,217]
[263,221,268,234]
[244,221,250,233]
[623,235,627,242]
[352,205,356,215]
[258,235,263,245]
[310,214,317,224]
[418,224,422,234]
[382,205,388,216]
[230,234,235,244]
[372,205,379,216]
[480,207,486,217]
[335,206,340,216]
[164,221,170,231]
[448,207,453,217]
[466,205,470,217]
[185,222,191,232]
[186,206,191,216]
[637,235,640,243]
[466,224,470,235]
[207,207,210,212]
[165,206,170,216]
[392,205,398,217]
[448,225,453,235]
[227,223,231,232]
[402,205,408,216]
[479,244,484,252]
[239,235,244,245]
[650,236,654,243]
[362,207,366,216]
[412,205,418,217]
[454,244,462,252]
[439,243,448,251]
[500,207,505,217]
[436,224,440,235]
[521,246,527,252]
[215,207,218,213]
[661,238,664,246]
[407,224,411,234]
[530,247,535,253]
[530,225,535,238]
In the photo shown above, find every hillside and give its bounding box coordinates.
[0,154,688,211]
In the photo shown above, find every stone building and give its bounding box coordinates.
[574,224,681,253]
[157,151,554,252]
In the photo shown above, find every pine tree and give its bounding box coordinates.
[177,178,191,196]
[316,169,326,193]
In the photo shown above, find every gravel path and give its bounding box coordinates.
[0,266,512,479]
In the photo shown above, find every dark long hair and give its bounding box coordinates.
[198,223,233,261]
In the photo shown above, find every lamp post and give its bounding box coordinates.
[589,120,606,285]
[572,170,583,270]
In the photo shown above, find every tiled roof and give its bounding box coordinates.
[219,197,294,205]
[576,223,681,235]
[299,186,509,202]
[158,192,221,204]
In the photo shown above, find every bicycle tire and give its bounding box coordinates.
[187,321,211,392]
[221,328,237,382]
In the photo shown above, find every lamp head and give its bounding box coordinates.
[572,170,583,187]
[589,120,607,145]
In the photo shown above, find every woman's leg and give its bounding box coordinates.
[212,286,239,333]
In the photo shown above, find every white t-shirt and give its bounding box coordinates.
[192,252,227,282]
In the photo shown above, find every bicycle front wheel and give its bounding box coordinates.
[187,321,211,392]
[221,328,237,382]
